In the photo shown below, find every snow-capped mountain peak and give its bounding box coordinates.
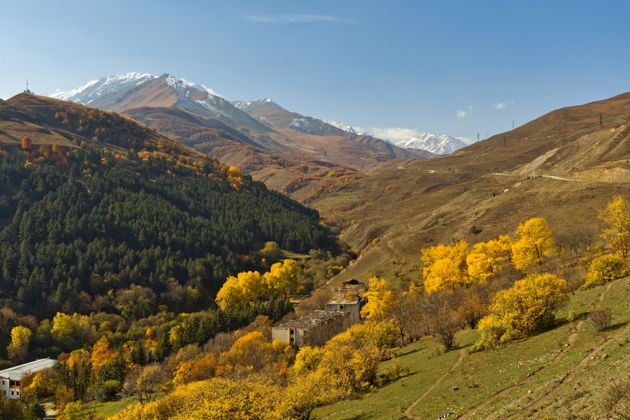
[50,72,270,133]
[51,72,154,104]
[159,73,222,99]
[393,133,470,155]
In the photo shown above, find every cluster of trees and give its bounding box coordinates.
[110,318,399,420]
[215,260,302,311]
[367,197,629,352]
[421,217,555,294]
[0,150,335,317]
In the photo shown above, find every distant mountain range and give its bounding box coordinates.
[393,133,471,155]
[50,73,437,201]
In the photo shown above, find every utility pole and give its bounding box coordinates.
[600,113,603,129]
[477,132,480,142]
[512,120,515,129]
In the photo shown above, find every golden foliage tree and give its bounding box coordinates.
[474,273,569,349]
[360,276,396,321]
[293,346,326,375]
[91,335,116,378]
[219,331,274,370]
[466,235,512,282]
[173,353,216,386]
[582,254,629,289]
[511,217,556,272]
[215,270,265,311]
[7,326,32,361]
[421,241,471,293]
[598,195,630,258]
[216,260,302,311]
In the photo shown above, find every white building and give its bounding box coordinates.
[0,358,57,399]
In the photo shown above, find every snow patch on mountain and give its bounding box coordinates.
[289,118,310,131]
[51,72,155,104]
[161,74,222,98]
[233,98,277,110]
[324,121,364,135]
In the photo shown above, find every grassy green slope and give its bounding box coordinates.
[315,276,630,420]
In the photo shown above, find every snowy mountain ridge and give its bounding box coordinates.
[394,133,470,155]
[51,72,154,104]
[324,121,364,135]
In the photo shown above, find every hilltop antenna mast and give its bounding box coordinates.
[24,80,32,94]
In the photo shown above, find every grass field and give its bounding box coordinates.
[314,276,630,419]
[90,396,139,419]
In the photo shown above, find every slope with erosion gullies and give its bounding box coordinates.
[312,92,630,283]
[124,106,363,203]
[0,94,337,317]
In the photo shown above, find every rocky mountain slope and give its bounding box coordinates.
[234,97,433,159]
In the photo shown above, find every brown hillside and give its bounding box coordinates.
[312,92,630,284]
[124,106,362,202]
[0,94,208,164]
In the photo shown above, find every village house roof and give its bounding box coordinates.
[338,279,367,294]
[327,292,362,305]
[0,358,57,381]
[274,309,347,329]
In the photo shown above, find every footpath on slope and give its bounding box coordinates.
[403,349,466,419]
[458,281,614,419]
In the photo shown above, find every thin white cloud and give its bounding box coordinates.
[456,105,473,118]
[368,127,420,143]
[493,100,514,110]
[242,14,354,24]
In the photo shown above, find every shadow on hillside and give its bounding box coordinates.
[605,319,629,332]
[397,346,423,358]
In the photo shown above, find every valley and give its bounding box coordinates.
[2,4,630,417]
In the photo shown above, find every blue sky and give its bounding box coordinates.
[2,0,630,140]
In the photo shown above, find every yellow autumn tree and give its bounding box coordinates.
[91,336,116,377]
[111,375,282,420]
[598,195,630,258]
[277,370,341,420]
[218,331,286,373]
[511,217,556,272]
[421,241,471,293]
[265,259,301,299]
[360,276,396,321]
[7,326,32,361]
[466,235,512,282]
[473,273,569,350]
[215,270,265,311]
[582,254,629,289]
[293,346,326,375]
[173,353,216,386]
[216,260,302,311]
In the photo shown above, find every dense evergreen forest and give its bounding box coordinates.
[0,149,334,317]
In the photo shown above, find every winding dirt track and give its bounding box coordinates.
[458,282,614,419]
[404,349,467,419]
